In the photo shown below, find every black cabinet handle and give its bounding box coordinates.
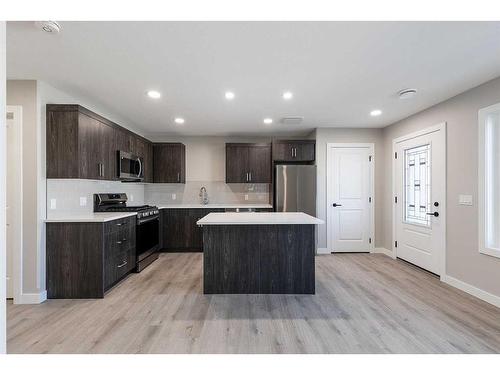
[332,203,342,207]
[426,212,439,217]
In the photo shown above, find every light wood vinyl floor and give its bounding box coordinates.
[7,253,500,353]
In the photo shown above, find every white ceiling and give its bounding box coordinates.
[7,21,500,136]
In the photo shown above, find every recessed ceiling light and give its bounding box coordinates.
[282,91,293,100]
[398,88,417,100]
[263,118,273,124]
[147,90,161,99]
[225,91,235,100]
[370,109,382,117]
[174,117,185,125]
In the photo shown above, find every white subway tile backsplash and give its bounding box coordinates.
[144,181,269,205]
[46,179,270,218]
[46,179,145,218]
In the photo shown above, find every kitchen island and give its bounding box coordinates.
[197,212,324,294]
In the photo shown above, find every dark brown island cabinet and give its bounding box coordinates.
[46,216,136,299]
[153,143,186,183]
[225,143,272,183]
[272,140,315,162]
[46,104,154,182]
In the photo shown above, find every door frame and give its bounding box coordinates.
[6,105,23,303]
[392,122,447,277]
[326,143,375,253]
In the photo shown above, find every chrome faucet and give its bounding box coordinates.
[199,186,209,205]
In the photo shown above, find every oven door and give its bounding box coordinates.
[118,151,144,181]
[136,216,160,262]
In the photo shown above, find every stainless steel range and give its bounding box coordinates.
[94,193,160,272]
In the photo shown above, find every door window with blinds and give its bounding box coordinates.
[404,144,431,227]
[479,102,500,258]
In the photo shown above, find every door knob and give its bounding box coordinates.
[332,203,342,207]
[426,211,439,217]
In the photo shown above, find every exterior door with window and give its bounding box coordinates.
[394,124,446,275]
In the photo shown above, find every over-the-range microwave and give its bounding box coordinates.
[117,150,144,181]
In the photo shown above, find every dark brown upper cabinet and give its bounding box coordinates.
[153,143,186,183]
[47,105,116,180]
[225,143,271,183]
[46,104,153,181]
[272,140,315,162]
[134,137,154,183]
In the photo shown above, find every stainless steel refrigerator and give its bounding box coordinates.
[275,165,316,216]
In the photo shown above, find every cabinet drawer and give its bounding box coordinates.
[104,216,136,234]
[104,247,133,290]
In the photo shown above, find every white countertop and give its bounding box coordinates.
[197,212,324,226]
[158,203,272,209]
[45,212,136,223]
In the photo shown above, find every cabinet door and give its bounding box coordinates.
[225,144,249,183]
[248,145,271,183]
[273,141,315,162]
[161,209,190,250]
[99,122,116,180]
[161,208,224,252]
[153,143,185,183]
[116,129,135,154]
[273,142,295,161]
[46,109,80,178]
[78,113,102,179]
[295,142,315,161]
[145,142,154,182]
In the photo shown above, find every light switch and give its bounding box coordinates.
[172,193,177,200]
[50,199,57,210]
[80,197,87,207]
[244,194,249,201]
[459,194,473,206]
[130,194,134,202]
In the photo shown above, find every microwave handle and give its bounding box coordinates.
[137,157,142,178]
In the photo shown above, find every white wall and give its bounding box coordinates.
[6,80,38,296]
[150,135,272,182]
[382,76,500,299]
[314,127,385,250]
[0,21,7,353]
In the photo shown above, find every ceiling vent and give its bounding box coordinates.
[398,88,417,99]
[280,116,304,125]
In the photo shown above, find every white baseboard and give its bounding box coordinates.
[373,247,395,258]
[441,275,500,309]
[316,247,331,255]
[15,290,47,304]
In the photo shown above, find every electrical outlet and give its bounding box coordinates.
[172,193,177,200]
[244,194,249,201]
[80,197,87,207]
[50,199,57,210]
[130,194,134,202]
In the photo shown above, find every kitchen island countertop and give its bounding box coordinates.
[197,212,324,226]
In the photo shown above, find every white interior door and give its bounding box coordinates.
[6,106,23,300]
[327,144,374,252]
[394,124,446,275]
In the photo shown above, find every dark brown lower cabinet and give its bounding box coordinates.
[46,216,136,299]
[160,208,225,252]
